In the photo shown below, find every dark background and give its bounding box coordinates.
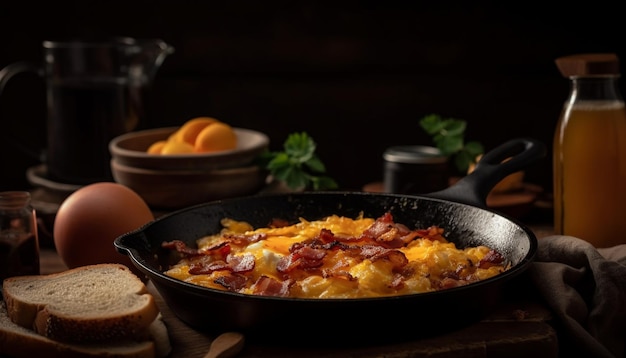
[1,1,624,194]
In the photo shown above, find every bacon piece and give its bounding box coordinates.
[359,245,408,268]
[203,244,232,260]
[227,253,255,273]
[214,273,248,291]
[294,237,350,252]
[318,228,337,243]
[202,238,231,251]
[188,253,255,275]
[295,245,326,260]
[438,277,467,289]
[415,226,447,242]
[389,273,405,290]
[361,212,395,239]
[162,239,233,262]
[251,276,292,297]
[276,253,299,273]
[224,232,267,246]
[361,212,421,248]
[441,270,460,281]
[322,268,354,280]
[295,251,326,270]
[162,240,202,256]
[294,229,354,249]
[376,229,406,248]
[358,245,387,258]
[382,250,409,269]
[478,249,505,269]
[454,259,475,277]
[189,259,229,275]
[276,245,327,273]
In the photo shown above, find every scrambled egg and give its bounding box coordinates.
[164,214,507,298]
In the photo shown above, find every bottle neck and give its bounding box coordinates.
[568,76,624,102]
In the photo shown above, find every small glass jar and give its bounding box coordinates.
[383,145,450,195]
[0,191,40,284]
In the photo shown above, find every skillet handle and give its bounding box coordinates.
[422,137,547,208]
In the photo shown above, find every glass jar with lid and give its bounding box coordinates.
[383,145,450,194]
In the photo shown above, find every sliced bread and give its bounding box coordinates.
[0,300,170,358]
[2,264,160,344]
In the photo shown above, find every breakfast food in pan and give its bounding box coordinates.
[163,212,509,298]
[0,264,171,358]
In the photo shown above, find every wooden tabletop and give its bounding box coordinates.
[39,223,559,358]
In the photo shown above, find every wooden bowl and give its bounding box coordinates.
[109,127,269,171]
[110,159,267,210]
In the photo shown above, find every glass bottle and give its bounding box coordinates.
[0,191,40,284]
[553,53,626,247]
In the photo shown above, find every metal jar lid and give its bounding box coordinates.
[383,145,447,164]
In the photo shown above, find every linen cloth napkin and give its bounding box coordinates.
[529,235,626,358]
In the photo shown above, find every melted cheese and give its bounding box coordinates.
[165,214,508,298]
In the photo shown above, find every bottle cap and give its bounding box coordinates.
[555,53,620,77]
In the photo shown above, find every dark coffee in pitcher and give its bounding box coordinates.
[46,78,140,185]
[0,38,174,186]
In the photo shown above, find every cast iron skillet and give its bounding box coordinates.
[115,137,546,344]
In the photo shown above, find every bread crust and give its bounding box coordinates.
[0,301,157,358]
[2,264,160,344]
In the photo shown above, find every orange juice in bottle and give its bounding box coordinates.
[553,53,626,247]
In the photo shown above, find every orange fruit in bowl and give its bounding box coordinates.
[161,139,195,154]
[171,117,219,145]
[144,116,237,155]
[194,122,237,153]
[147,140,167,154]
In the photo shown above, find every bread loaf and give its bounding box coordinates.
[0,300,175,358]
[2,264,160,344]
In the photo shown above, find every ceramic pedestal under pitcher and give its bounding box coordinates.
[0,38,174,185]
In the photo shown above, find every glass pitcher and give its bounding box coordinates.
[0,37,174,185]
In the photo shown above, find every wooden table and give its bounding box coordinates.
[39,223,559,358]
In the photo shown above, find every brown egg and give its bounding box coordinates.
[53,182,154,276]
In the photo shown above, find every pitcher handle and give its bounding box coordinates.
[0,61,42,97]
[0,61,44,162]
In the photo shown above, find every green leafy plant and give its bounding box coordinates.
[419,114,484,173]
[259,132,338,191]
